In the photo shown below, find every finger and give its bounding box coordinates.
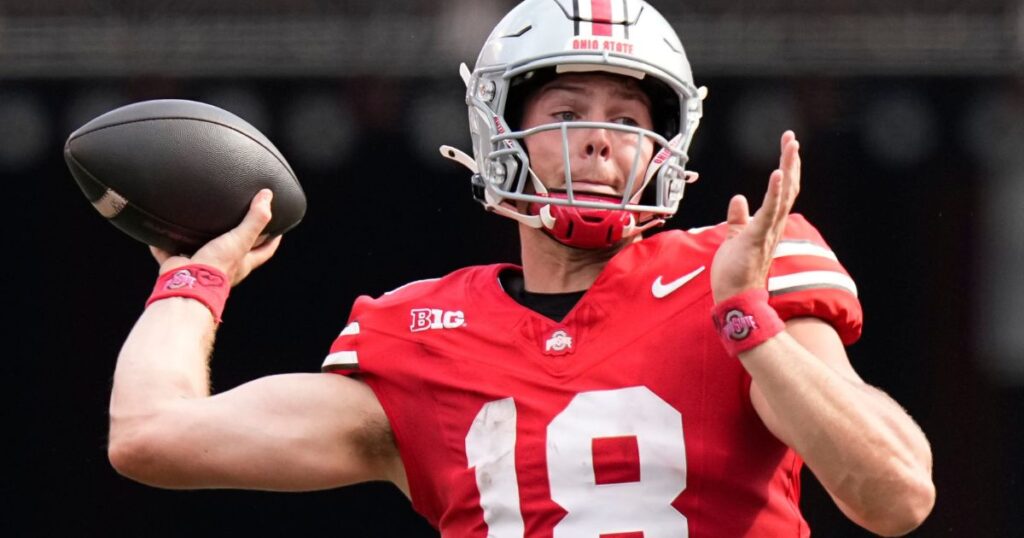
[252,233,271,249]
[150,245,196,275]
[778,138,801,217]
[780,139,800,178]
[780,130,795,158]
[233,189,274,249]
[754,168,784,229]
[249,235,282,268]
[150,245,172,265]
[745,133,798,248]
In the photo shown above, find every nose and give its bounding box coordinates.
[580,128,612,160]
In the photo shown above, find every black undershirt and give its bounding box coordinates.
[499,269,586,322]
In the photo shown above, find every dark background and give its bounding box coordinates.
[7,1,1024,536]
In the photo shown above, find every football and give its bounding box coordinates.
[64,99,306,255]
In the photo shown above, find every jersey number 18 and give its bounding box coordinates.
[465,386,689,537]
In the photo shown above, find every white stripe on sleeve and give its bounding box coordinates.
[768,270,858,297]
[322,350,359,370]
[772,240,838,261]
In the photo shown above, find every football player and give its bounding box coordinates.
[107,0,935,536]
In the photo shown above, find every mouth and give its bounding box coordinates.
[549,189,622,203]
[561,180,620,197]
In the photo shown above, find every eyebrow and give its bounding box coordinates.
[540,81,651,106]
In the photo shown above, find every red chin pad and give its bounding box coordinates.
[528,193,634,249]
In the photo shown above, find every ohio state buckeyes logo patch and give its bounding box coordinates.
[162,267,225,290]
[543,329,574,356]
[164,269,197,290]
[721,309,758,341]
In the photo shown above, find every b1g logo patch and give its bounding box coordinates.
[410,308,465,332]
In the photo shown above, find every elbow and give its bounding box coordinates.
[108,420,160,485]
[107,436,140,480]
[860,473,936,537]
[108,411,182,488]
[892,477,936,536]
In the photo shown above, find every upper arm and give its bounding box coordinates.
[782,316,862,382]
[110,372,406,494]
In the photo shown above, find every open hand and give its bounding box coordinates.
[150,189,282,286]
[710,131,801,303]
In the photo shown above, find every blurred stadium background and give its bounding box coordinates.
[7,1,1024,535]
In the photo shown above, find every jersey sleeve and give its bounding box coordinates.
[316,290,447,526]
[768,214,863,345]
[321,295,374,374]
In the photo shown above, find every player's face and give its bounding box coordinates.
[520,73,656,200]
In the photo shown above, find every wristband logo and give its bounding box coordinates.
[165,269,198,290]
[722,309,758,340]
[194,268,225,287]
[163,267,226,290]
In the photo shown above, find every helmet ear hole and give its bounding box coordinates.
[638,76,679,139]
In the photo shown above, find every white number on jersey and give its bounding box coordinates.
[466,398,525,536]
[465,387,688,537]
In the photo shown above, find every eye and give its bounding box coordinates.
[613,117,640,127]
[554,111,578,122]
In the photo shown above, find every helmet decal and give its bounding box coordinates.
[570,0,629,38]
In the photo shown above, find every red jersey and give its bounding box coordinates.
[323,215,861,538]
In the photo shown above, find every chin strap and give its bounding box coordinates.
[529,194,663,249]
[440,144,477,173]
[440,145,545,229]
[530,195,635,249]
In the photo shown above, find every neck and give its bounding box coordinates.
[518,224,636,293]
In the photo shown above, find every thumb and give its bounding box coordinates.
[234,189,274,248]
[726,195,750,235]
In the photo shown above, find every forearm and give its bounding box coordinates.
[108,300,403,491]
[109,298,216,440]
[744,331,934,535]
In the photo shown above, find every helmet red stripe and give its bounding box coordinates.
[591,0,613,36]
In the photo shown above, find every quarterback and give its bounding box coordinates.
[107,0,935,536]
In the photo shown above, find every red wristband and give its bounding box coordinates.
[146,264,230,323]
[711,289,785,356]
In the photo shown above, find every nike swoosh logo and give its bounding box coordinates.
[652,266,706,299]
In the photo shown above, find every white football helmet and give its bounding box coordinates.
[441,0,706,249]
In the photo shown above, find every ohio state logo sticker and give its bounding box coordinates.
[543,329,574,356]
